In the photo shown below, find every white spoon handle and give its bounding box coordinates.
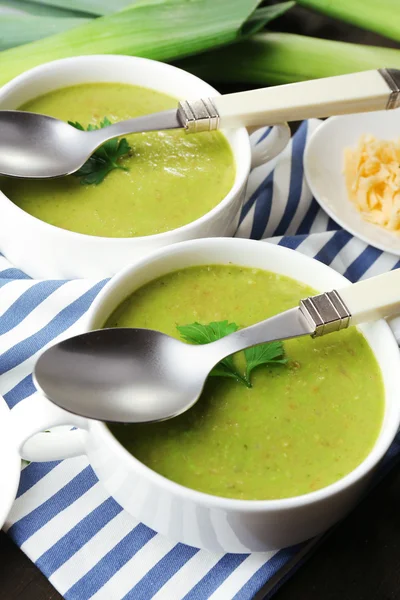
[203,69,400,129]
[339,269,400,325]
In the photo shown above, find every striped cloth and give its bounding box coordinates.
[1,119,400,600]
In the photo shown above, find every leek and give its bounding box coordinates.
[0,15,90,50]
[0,0,288,88]
[0,0,88,17]
[16,0,110,16]
[0,3,292,51]
[179,32,400,85]
[297,0,400,43]
[241,2,294,36]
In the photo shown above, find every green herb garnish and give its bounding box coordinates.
[244,342,288,381]
[177,320,250,387]
[68,117,131,185]
[177,320,287,388]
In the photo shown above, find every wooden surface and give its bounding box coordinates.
[1,5,400,600]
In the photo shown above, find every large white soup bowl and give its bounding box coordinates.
[0,56,289,279]
[10,238,400,552]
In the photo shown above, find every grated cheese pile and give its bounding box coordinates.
[344,134,400,233]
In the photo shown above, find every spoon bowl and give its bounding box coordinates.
[0,111,92,178]
[34,328,211,422]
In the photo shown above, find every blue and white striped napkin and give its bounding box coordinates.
[1,119,400,600]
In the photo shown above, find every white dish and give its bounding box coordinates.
[304,111,400,256]
[0,55,289,279]
[9,238,400,552]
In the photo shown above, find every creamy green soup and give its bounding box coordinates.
[106,265,384,500]
[1,83,235,237]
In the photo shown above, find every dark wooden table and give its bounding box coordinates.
[1,6,400,600]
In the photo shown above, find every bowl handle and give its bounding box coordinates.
[9,393,89,462]
[249,122,290,169]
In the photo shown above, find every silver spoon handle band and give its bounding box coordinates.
[378,68,400,109]
[300,291,351,338]
[177,99,220,133]
[302,267,400,336]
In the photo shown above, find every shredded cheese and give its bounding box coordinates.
[344,134,400,233]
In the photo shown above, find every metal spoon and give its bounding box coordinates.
[33,269,400,423]
[1,68,399,179]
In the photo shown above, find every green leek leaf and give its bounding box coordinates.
[179,32,400,86]
[0,0,262,88]
[0,15,90,50]
[0,0,89,17]
[17,0,110,16]
[14,0,181,16]
[242,1,294,36]
[297,0,400,43]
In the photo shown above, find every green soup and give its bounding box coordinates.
[1,83,235,237]
[106,265,384,500]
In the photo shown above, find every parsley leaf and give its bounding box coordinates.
[177,321,250,387]
[177,321,238,345]
[68,116,132,185]
[177,320,287,388]
[244,341,287,382]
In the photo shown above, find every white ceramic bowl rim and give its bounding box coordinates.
[84,237,400,512]
[0,55,251,243]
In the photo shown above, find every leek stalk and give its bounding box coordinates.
[0,2,293,52]
[0,0,89,17]
[0,0,292,88]
[16,0,110,16]
[297,0,400,43]
[0,15,90,50]
[179,32,400,85]
[241,2,294,36]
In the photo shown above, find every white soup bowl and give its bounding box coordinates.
[0,56,289,279]
[9,238,400,553]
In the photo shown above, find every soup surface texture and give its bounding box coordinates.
[106,265,384,500]
[1,83,235,237]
